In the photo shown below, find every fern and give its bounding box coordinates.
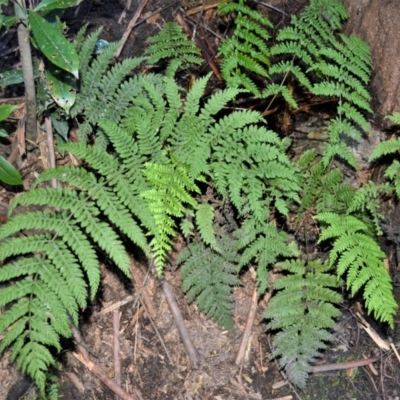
[144,22,202,77]
[0,65,302,391]
[369,115,400,197]
[316,213,396,325]
[269,0,372,166]
[264,259,341,388]
[218,0,272,96]
[179,234,242,331]
[70,33,145,145]
[142,159,199,274]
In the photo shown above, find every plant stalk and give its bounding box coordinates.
[15,2,37,142]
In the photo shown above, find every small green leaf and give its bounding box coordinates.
[0,129,9,137]
[28,11,79,78]
[0,104,17,121]
[0,156,23,185]
[46,62,77,113]
[34,0,82,12]
[3,15,16,29]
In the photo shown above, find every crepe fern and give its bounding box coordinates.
[264,259,341,388]
[316,213,396,325]
[0,70,302,390]
[179,232,242,331]
[144,22,202,77]
[218,0,272,96]
[270,0,372,167]
[369,112,400,196]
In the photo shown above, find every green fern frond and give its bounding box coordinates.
[179,238,242,331]
[236,220,295,293]
[218,0,272,95]
[316,213,396,326]
[387,112,400,125]
[269,0,372,156]
[74,55,143,143]
[348,181,383,234]
[321,141,357,169]
[71,41,120,117]
[261,82,298,109]
[264,259,341,388]
[383,160,400,197]
[196,203,219,251]
[370,137,400,161]
[74,26,100,78]
[145,22,202,77]
[142,160,200,273]
[0,212,101,296]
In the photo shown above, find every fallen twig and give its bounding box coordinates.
[71,324,135,400]
[140,297,174,365]
[355,311,390,351]
[311,357,379,373]
[175,12,222,81]
[115,0,149,59]
[161,278,200,368]
[65,372,85,394]
[235,284,259,365]
[113,309,122,394]
[73,352,135,400]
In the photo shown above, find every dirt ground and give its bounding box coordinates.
[1,1,400,399]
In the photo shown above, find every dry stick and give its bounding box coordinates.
[118,0,133,24]
[15,5,37,142]
[311,357,379,373]
[71,325,135,400]
[73,352,135,400]
[65,372,85,394]
[235,285,259,365]
[113,309,122,390]
[114,0,150,59]
[140,298,174,366]
[132,264,156,319]
[175,12,222,81]
[97,262,153,317]
[161,278,200,368]
[44,115,58,188]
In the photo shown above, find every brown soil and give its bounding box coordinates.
[1,1,400,400]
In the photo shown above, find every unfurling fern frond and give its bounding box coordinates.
[316,213,396,326]
[218,0,272,96]
[145,22,202,77]
[179,236,242,331]
[264,259,341,388]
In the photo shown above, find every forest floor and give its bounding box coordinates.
[1,0,400,399]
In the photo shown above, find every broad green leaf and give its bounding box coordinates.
[35,0,82,12]
[51,113,69,141]
[0,156,23,185]
[0,104,17,121]
[0,129,8,137]
[28,11,79,78]
[46,62,77,112]
[0,69,24,86]
[0,62,39,87]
